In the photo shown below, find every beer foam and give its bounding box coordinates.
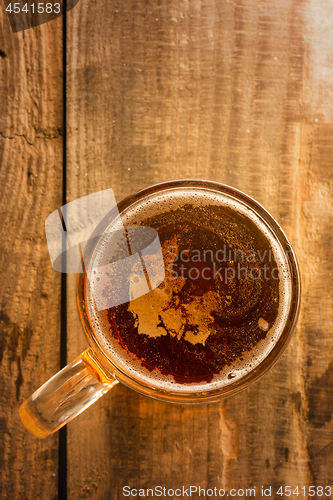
[85,186,292,394]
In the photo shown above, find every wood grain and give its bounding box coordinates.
[65,0,333,498]
[0,7,63,500]
[0,0,328,497]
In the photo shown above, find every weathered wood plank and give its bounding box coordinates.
[0,8,63,500]
[66,0,333,497]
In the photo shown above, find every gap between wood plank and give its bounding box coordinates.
[59,0,68,498]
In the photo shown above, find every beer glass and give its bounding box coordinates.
[20,180,301,438]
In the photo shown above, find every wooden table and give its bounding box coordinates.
[1,0,333,498]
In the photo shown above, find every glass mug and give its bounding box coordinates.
[20,180,301,438]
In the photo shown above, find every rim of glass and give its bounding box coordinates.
[77,179,301,403]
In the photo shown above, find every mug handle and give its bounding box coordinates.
[19,348,118,438]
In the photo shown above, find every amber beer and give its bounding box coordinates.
[84,181,296,395]
[19,182,300,438]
